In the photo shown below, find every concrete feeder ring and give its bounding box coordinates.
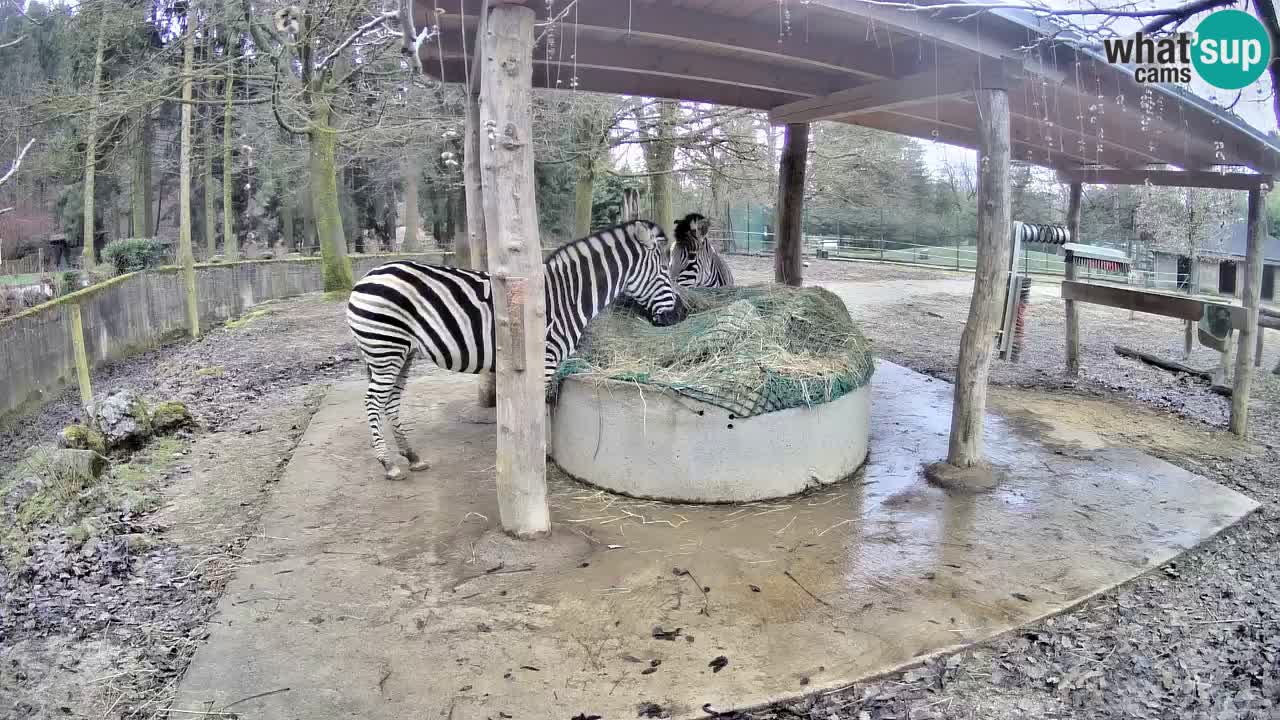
[549,376,872,503]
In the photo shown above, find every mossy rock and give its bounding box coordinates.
[152,401,193,433]
[58,424,107,454]
[95,390,154,450]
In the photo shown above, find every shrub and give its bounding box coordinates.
[56,270,82,297]
[102,238,166,275]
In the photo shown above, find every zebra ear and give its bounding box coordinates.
[631,221,658,249]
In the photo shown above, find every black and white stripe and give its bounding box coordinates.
[346,219,686,479]
[670,212,734,289]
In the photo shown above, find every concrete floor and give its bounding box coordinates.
[174,362,1257,720]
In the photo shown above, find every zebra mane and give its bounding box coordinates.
[544,221,654,266]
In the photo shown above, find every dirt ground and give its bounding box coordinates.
[1,257,1278,719]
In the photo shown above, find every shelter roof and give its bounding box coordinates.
[418,0,1280,176]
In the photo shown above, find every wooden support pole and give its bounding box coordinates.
[68,303,93,415]
[1064,182,1082,376]
[478,2,550,539]
[947,86,1012,468]
[774,122,808,287]
[1256,328,1265,368]
[463,49,497,408]
[623,187,640,221]
[1230,188,1266,436]
[178,25,199,339]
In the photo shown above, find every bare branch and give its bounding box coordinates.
[6,0,41,25]
[1140,0,1234,32]
[0,35,26,51]
[0,138,35,188]
[316,11,398,71]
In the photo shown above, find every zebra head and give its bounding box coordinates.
[674,212,710,250]
[619,219,687,326]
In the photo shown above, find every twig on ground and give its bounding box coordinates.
[784,570,835,609]
[673,567,712,616]
[221,687,291,711]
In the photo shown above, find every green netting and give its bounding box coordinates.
[549,285,875,418]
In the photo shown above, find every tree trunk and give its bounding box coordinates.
[645,100,678,237]
[131,113,153,238]
[479,4,549,539]
[402,159,420,251]
[204,117,218,259]
[463,87,496,407]
[573,154,594,238]
[448,186,462,248]
[1064,183,1083,375]
[947,87,1012,468]
[81,13,108,268]
[222,55,237,260]
[308,99,353,291]
[774,122,808,287]
[178,25,199,337]
[281,198,295,253]
[301,188,316,254]
[1230,188,1266,435]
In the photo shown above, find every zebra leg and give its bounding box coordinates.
[363,354,408,480]
[388,352,429,472]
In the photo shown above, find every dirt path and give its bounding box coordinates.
[1,258,1277,720]
[0,294,359,719]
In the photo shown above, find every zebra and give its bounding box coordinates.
[345,219,688,480]
[669,212,734,288]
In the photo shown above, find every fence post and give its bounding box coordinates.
[68,303,94,415]
[956,235,961,271]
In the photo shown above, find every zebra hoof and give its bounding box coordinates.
[408,458,430,472]
[385,465,407,481]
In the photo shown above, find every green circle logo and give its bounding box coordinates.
[1192,10,1271,90]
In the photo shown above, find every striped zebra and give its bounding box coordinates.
[669,212,734,288]
[345,219,687,480]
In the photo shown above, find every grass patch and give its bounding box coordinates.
[195,365,225,378]
[0,436,187,566]
[0,273,43,287]
[323,289,351,303]
[225,308,273,330]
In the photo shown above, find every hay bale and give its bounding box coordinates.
[553,284,874,418]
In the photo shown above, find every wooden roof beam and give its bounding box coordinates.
[1056,168,1273,190]
[425,26,853,98]
[431,0,925,82]
[851,109,1092,170]
[809,0,1066,83]
[426,58,790,110]
[769,56,1020,125]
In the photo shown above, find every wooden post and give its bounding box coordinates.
[623,188,640,221]
[68,303,93,415]
[478,2,550,539]
[947,84,1013,468]
[464,8,497,409]
[178,24,199,338]
[774,122,808,286]
[1064,182,1082,376]
[1230,187,1266,435]
[1214,331,1233,386]
[1256,328,1265,368]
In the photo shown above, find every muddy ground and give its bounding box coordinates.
[1,257,1277,719]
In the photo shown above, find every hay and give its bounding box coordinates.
[550,285,874,418]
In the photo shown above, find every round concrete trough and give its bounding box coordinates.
[549,376,871,503]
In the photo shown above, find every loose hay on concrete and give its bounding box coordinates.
[551,285,875,418]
